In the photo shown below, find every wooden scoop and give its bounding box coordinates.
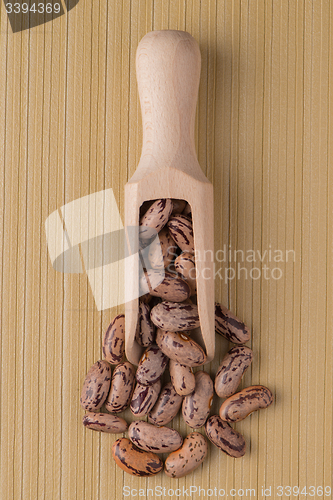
[124,30,214,365]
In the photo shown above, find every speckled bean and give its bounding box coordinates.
[102,314,125,365]
[105,362,136,413]
[150,301,200,331]
[140,199,173,240]
[148,382,183,426]
[215,302,251,344]
[128,421,183,453]
[135,345,169,386]
[135,301,156,347]
[215,346,253,398]
[219,385,273,423]
[148,227,178,269]
[156,329,206,367]
[80,360,111,411]
[141,270,191,302]
[164,432,208,478]
[130,380,161,417]
[205,415,246,458]
[83,412,128,434]
[182,371,214,428]
[112,438,163,477]
[167,214,194,253]
[169,359,195,396]
[174,252,197,295]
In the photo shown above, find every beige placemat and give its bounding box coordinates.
[0,1,332,499]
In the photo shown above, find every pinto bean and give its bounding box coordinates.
[214,346,253,398]
[148,382,183,426]
[205,415,246,458]
[135,345,169,386]
[112,438,163,476]
[182,371,214,428]
[105,361,136,413]
[80,360,111,411]
[135,301,156,347]
[141,270,191,302]
[164,432,207,478]
[102,314,125,365]
[130,380,162,417]
[150,301,200,331]
[167,214,194,253]
[219,385,273,423]
[148,227,178,269]
[156,329,206,367]
[215,302,251,344]
[140,199,173,240]
[128,421,183,453]
[83,412,128,434]
[174,252,197,295]
[169,359,195,396]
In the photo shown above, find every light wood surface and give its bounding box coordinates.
[0,1,332,499]
[125,30,214,365]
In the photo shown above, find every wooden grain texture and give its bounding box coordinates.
[0,1,332,499]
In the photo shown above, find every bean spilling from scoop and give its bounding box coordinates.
[79,198,273,477]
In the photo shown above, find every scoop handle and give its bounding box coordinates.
[136,30,201,170]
